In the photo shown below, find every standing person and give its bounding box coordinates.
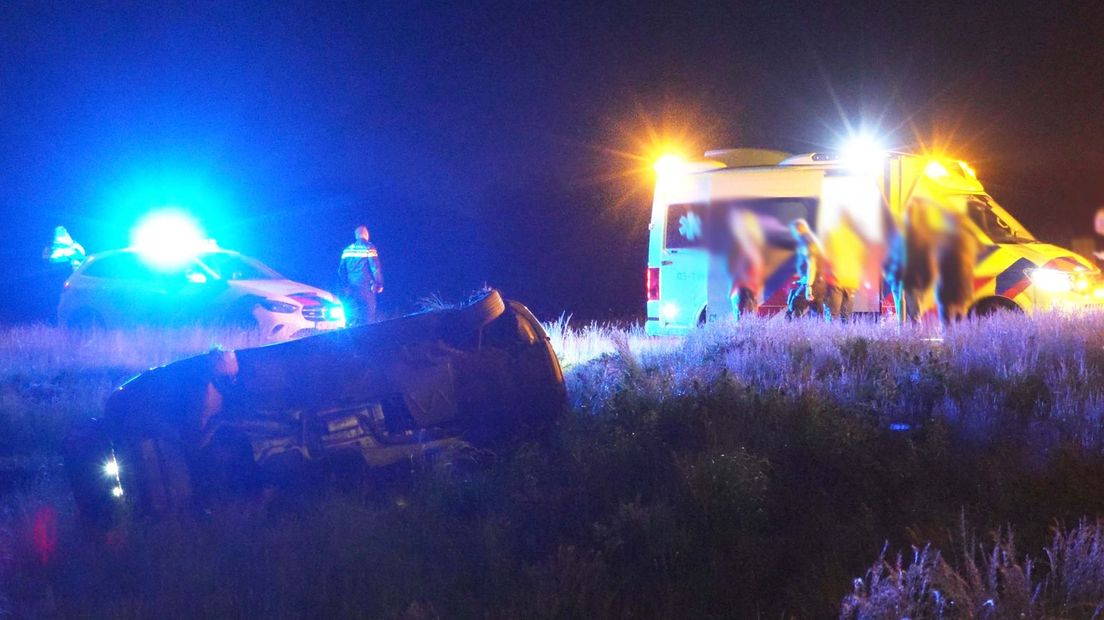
[934,210,978,325]
[902,198,937,322]
[821,212,870,324]
[785,219,827,319]
[727,209,765,321]
[884,227,920,324]
[41,226,85,323]
[338,226,384,325]
[43,226,85,270]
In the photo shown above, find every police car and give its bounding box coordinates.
[58,246,345,340]
[645,146,1103,335]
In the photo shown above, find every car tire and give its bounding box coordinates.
[452,289,506,332]
[116,434,193,517]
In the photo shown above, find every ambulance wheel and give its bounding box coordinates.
[971,297,1021,319]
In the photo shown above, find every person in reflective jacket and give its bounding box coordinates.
[42,226,86,323]
[43,226,85,270]
[727,208,765,321]
[933,209,978,325]
[785,219,827,319]
[338,226,384,325]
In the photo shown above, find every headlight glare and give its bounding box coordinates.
[1027,268,1074,293]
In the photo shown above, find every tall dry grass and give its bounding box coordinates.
[0,324,262,376]
[2,313,1104,617]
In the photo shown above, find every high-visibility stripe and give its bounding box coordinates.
[341,244,378,259]
[994,257,1035,298]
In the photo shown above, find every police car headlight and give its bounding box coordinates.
[325,304,345,322]
[259,299,298,314]
[1027,268,1074,293]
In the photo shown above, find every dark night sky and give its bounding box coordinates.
[2,1,1104,322]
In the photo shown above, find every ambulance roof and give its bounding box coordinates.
[694,149,984,193]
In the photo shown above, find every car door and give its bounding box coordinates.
[89,254,174,326]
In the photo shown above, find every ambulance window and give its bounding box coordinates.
[966,196,1035,243]
[665,203,706,249]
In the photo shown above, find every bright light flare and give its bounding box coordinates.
[326,304,345,322]
[111,486,124,498]
[131,209,208,269]
[103,458,120,478]
[841,136,885,171]
[1028,268,1074,293]
[653,154,688,176]
[925,160,950,179]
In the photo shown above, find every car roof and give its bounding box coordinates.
[85,247,245,261]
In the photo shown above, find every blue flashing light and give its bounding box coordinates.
[131,208,208,269]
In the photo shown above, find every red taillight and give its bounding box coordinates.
[646,267,660,301]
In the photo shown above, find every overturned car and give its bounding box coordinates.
[66,290,565,522]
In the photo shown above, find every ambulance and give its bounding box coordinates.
[645,146,1103,336]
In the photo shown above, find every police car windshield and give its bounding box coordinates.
[966,195,1036,244]
[196,252,282,280]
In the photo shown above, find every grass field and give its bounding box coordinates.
[3,314,1104,617]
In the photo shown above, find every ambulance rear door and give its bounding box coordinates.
[817,170,887,313]
[650,170,713,332]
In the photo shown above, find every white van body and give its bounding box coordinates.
[644,149,1100,336]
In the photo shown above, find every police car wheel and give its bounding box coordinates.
[220,300,261,331]
[66,308,106,331]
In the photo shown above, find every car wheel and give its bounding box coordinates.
[116,434,193,517]
[453,289,506,332]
